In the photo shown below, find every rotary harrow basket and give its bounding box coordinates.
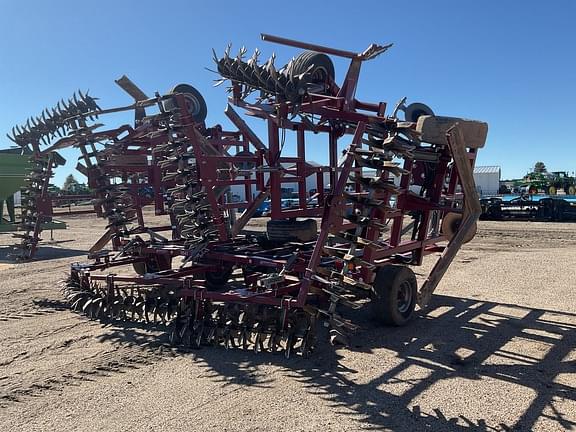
[61,34,488,357]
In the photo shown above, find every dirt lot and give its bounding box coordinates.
[0,214,574,431]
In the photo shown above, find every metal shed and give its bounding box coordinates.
[473,165,501,196]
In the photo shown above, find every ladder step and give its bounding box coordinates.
[355,176,400,194]
[354,155,408,176]
[343,191,386,208]
[321,289,364,309]
[330,273,373,291]
[332,232,383,249]
[322,246,376,270]
[342,213,388,230]
[382,135,416,158]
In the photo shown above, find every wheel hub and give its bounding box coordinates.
[397,280,413,314]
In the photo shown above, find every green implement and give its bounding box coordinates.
[0,148,66,237]
[0,150,30,224]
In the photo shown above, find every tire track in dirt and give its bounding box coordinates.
[0,332,173,408]
[0,348,169,407]
[0,306,174,408]
[0,307,63,322]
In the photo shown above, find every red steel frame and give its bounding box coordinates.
[71,34,483,325]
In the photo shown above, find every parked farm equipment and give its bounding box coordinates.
[61,34,488,356]
[480,195,576,221]
[519,171,576,195]
[4,90,103,259]
[0,147,66,257]
[0,148,30,225]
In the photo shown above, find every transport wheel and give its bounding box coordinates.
[370,265,417,326]
[291,51,335,88]
[441,212,476,244]
[165,83,208,123]
[528,186,538,194]
[133,255,172,275]
[205,266,233,290]
[267,219,318,243]
[404,102,435,122]
[547,185,557,195]
[568,185,576,195]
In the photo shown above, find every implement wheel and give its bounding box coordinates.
[370,265,417,326]
[205,266,233,290]
[291,51,335,88]
[133,255,172,275]
[165,83,208,123]
[441,212,476,244]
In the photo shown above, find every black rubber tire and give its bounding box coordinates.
[168,83,207,123]
[404,102,435,122]
[132,255,172,275]
[267,219,317,243]
[291,51,335,86]
[441,212,477,244]
[370,265,418,326]
[205,266,233,290]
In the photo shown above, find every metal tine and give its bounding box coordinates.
[68,98,77,114]
[6,132,17,144]
[282,56,297,76]
[242,49,260,81]
[52,106,61,121]
[223,43,232,60]
[265,53,278,79]
[92,97,101,112]
[211,48,220,64]
[236,45,247,60]
[60,98,69,112]
[252,61,270,89]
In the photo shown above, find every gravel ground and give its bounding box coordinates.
[0,214,574,431]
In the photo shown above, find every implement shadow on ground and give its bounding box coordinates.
[81,295,576,431]
[0,242,86,263]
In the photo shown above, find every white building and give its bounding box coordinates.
[229,161,331,201]
[473,165,501,196]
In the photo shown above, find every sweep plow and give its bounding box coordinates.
[62,35,488,357]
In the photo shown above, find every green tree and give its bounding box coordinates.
[62,174,79,193]
[533,161,547,173]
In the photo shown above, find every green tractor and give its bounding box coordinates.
[521,171,576,195]
[548,171,576,195]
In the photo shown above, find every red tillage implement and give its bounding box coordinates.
[62,35,488,357]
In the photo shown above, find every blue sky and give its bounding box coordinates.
[1,0,574,185]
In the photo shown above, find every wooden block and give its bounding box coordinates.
[416,115,488,148]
